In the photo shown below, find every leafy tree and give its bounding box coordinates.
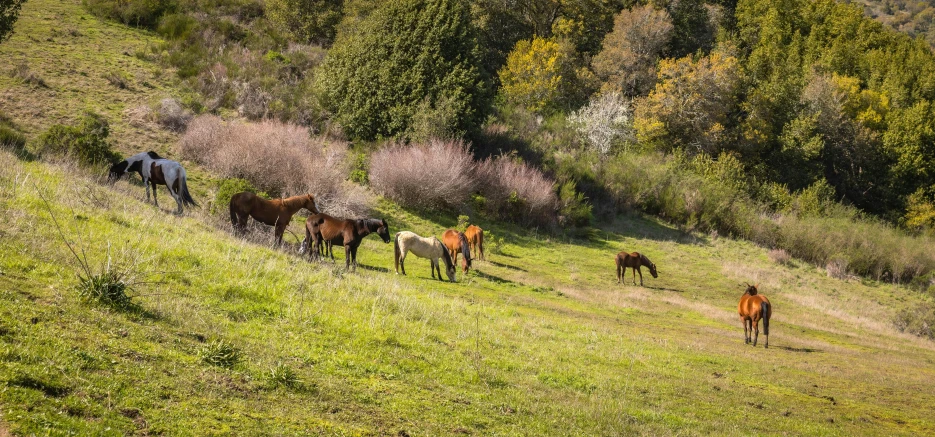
[634,46,742,154]
[498,36,594,114]
[0,0,24,43]
[266,0,343,46]
[316,0,489,141]
[592,5,673,96]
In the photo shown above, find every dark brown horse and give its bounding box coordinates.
[303,213,390,269]
[738,283,771,348]
[442,229,472,273]
[464,225,485,261]
[229,192,319,245]
[615,251,658,286]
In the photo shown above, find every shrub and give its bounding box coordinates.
[457,215,470,230]
[265,0,342,45]
[567,91,634,156]
[199,339,241,368]
[767,249,792,266]
[592,5,673,96]
[893,303,935,340]
[213,178,263,214]
[83,0,177,29]
[0,113,26,152]
[475,156,557,226]
[498,36,594,114]
[369,139,477,210]
[38,111,119,166]
[180,115,371,216]
[557,181,592,228]
[155,98,192,132]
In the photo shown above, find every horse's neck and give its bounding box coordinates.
[640,255,651,267]
[280,196,306,212]
[355,220,371,236]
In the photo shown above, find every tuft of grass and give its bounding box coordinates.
[77,270,133,309]
[103,69,131,89]
[199,339,241,368]
[10,63,47,87]
[266,361,300,388]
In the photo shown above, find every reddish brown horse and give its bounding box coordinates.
[442,229,472,273]
[229,192,318,245]
[303,213,390,269]
[738,284,771,348]
[464,225,485,261]
[615,251,658,286]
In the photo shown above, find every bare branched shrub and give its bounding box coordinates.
[768,249,792,266]
[475,156,557,225]
[180,115,370,216]
[369,139,477,210]
[156,98,193,132]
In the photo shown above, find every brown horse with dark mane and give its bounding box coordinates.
[615,251,658,286]
[464,225,485,261]
[738,283,771,348]
[229,192,319,245]
[303,213,390,269]
[442,229,472,273]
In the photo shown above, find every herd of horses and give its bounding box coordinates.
[108,151,773,348]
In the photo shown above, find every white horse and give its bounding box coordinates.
[394,231,456,282]
[109,151,197,214]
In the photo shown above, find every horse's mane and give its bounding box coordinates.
[146,151,163,159]
[640,253,651,266]
[439,239,454,269]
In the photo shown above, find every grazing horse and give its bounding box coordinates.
[442,229,472,273]
[615,251,658,286]
[464,225,485,261]
[394,231,456,282]
[229,192,319,245]
[108,151,197,214]
[302,214,390,269]
[738,284,771,348]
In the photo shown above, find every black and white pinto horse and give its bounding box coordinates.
[109,151,197,214]
[394,231,456,282]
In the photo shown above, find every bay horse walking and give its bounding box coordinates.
[302,213,390,270]
[394,231,456,282]
[464,225,485,261]
[229,192,319,245]
[442,229,472,273]
[738,284,771,348]
[616,251,658,286]
[109,151,197,214]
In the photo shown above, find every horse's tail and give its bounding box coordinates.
[761,301,771,335]
[478,229,485,260]
[394,232,401,273]
[179,169,198,207]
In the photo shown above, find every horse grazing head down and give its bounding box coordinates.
[648,262,658,278]
[108,160,129,182]
[376,219,391,243]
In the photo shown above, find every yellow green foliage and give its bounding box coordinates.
[498,36,593,114]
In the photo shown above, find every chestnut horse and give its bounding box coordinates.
[302,213,390,269]
[229,192,319,245]
[738,284,771,348]
[442,229,472,273]
[464,225,485,261]
[615,251,658,286]
[394,231,456,282]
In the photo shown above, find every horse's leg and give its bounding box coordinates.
[752,317,760,347]
[399,250,406,275]
[763,316,770,349]
[637,267,644,287]
[631,267,637,285]
[150,180,158,206]
[274,222,286,247]
[351,245,359,271]
[344,244,352,270]
[742,318,749,344]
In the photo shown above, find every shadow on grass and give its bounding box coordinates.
[488,260,527,272]
[774,345,822,353]
[357,264,389,273]
[473,270,516,286]
[643,285,683,293]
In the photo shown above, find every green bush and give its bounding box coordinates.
[214,178,262,214]
[557,181,592,228]
[0,113,26,152]
[83,0,177,28]
[157,13,198,40]
[38,111,119,166]
[894,303,935,340]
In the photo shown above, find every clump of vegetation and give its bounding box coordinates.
[11,62,48,87]
[369,139,477,211]
[199,339,241,368]
[457,215,470,230]
[767,249,792,266]
[213,178,261,214]
[155,97,192,132]
[82,0,177,29]
[103,69,131,89]
[474,156,557,226]
[894,303,935,340]
[77,270,133,309]
[38,111,119,166]
[265,361,300,388]
[0,112,26,153]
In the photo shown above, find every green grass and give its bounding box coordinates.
[2,0,935,435]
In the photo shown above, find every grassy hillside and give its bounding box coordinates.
[3,0,935,436]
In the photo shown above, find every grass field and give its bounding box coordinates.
[3,0,935,436]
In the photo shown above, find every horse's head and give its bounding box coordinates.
[377,219,391,243]
[744,283,759,295]
[304,194,320,214]
[108,160,129,183]
[649,262,658,278]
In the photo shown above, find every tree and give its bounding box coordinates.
[634,47,742,155]
[0,0,26,43]
[498,36,594,114]
[568,91,633,156]
[266,0,343,46]
[316,0,489,141]
[592,5,673,96]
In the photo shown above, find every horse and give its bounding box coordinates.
[302,214,390,270]
[464,225,485,261]
[442,229,472,273]
[738,283,771,348]
[108,151,197,214]
[615,251,658,286]
[394,231,456,282]
[229,192,319,245]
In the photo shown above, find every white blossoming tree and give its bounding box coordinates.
[568,91,634,157]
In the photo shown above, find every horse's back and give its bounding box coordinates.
[738,294,769,320]
[616,251,640,267]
